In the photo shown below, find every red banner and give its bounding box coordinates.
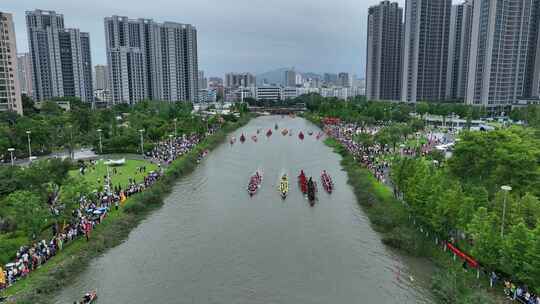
[446,242,478,268]
[323,117,341,125]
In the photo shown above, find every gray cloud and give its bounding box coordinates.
[6,0,444,78]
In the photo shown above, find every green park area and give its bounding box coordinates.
[0,158,157,266]
[69,159,158,190]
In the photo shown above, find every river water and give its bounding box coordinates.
[55,116,434,304]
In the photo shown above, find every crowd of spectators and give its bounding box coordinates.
[323,120,538,303]
[0,169,162,290]
[324,123,391,184]
[147,128,217,165]
[0,128,218,291]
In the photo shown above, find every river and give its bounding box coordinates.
[55,116,434,304]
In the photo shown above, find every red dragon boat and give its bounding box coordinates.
[298,170,308,194]
[321,170,334,194]
[247,171,263,196]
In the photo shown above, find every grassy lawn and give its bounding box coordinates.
[69,159,158,190]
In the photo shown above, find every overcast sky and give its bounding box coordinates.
[5,0,421,78]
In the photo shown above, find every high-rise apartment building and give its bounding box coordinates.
[366,1,403,101]
[80,32,93,104]
[0,12,22,115]
[104,16,199,104]
[208,77,223,87]
[225,73,256,88]
[94,64,108,91]
[17,53,33,97]
[198,70,207,90]
[323,73,338,86]
[283,69,296,87]
[466,0,540,108]
[534,23,540,98]
[26,10,93,103]
[338,72,351,88]
[445,1,473,101]
[104,16,147,104]
[401,0,452,103]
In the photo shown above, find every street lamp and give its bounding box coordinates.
[97,129,103,154]
[399,144,405,156]
[138,129,145,157]
[500,185,512,238]
[67,124,74,159]
[7,148,15,166]
[26,130,32,162]
[173,118,178,138]
[168,134,174,158]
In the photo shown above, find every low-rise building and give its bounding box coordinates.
[281,87,298,100]
[256,86,281,101]
[198,89,217,103]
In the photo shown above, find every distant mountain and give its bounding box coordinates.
[256,67,291,86]
[301,72,322,80]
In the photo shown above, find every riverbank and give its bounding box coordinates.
[324,138,434,255]
[3,116,250,304]
[322,135,505,303]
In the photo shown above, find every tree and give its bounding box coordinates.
[0,166,23,197]
[467,207,502,268]
[524,223,540,290]
[502,221,532,280]
[4,191,48,239]
[518,193,540,229]
[59,177,93,221]
[430,181,463,236]
[21,95,38,116]
[449,128,540,195]
[391,157,417,197]
[40,101,63,116]
[431,266,496,304]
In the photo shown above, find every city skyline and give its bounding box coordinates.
[2,0,462,78]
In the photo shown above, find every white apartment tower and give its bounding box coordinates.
[94,64,108,91]
[17,53,33,97]
[466,0,540,108]
[401,0,452,103]
[104,16,199,104]
[26,10,93,103]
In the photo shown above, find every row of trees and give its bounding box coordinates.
[297,93,488,123]
[391,127,540,291]
[0,97,219,161]
[510,105,540,129]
